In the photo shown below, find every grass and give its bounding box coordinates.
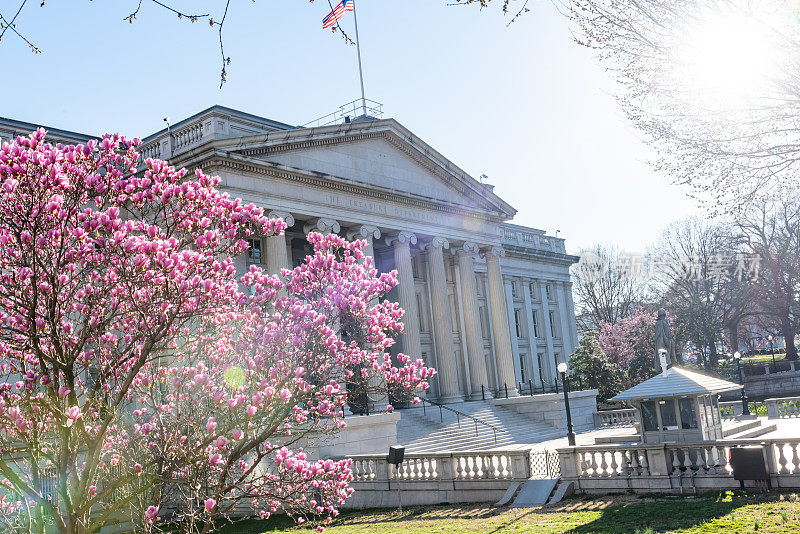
[217,491,800,533]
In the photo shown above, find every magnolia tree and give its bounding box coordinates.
[598,307,677,387]
[0,130,434,534]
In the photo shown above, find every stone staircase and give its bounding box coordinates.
[396,400,566,453]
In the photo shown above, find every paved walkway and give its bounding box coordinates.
[521,416,800,452]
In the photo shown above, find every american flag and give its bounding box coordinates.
[322,0,354,29]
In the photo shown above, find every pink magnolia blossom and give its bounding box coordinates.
[0,131,433,534]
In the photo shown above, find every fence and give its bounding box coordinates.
[558,438,800,493]
[593,408,637,428]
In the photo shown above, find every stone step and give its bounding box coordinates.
[722,419,762,437]
[396,400,567,453]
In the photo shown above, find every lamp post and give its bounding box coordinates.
[733,351,751,417]
[557,362,576,446]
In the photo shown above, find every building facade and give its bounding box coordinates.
[0,106,579,402]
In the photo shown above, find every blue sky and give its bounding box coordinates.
[0,0,699,253]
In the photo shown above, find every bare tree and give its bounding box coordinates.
[572,245,649,332]
[737,196,800,360]
[651,217,754,367]
[568,0,800,213]
[0,0,354,87]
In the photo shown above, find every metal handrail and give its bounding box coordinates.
[301,98,384,128]
[415,398,509,444]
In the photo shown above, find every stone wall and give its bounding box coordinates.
[740,366,800,398]
[490,389,598,432]
[316,412,400,459]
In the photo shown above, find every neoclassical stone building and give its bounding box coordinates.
[0,106,579,403]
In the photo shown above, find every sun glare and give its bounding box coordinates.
[674,7,784,107]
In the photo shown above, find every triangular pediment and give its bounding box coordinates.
[219,119,516,219]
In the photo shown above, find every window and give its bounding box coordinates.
[511,280,519,298]
[545,283,553,301]
[246,238,262,264]
[659,400,678,430]
[641,401,658,432]
[679,398,698,429]
[519,354,527,382]
[514,309,523,338]
[549,311,559,338]
[529,282,537,300]
[537,353,545,379]
[532,311,541,338]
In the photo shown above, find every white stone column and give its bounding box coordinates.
[482,246,518,397]
[266,211,294,276]
[455,242,492,400]
[425,237,463,403]
[348,225,386,411]
[387,232,423,364]
[303,217,340,236]
[347,225,381,260]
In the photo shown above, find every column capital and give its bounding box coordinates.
[454,241,480,256]
[303,217,340,235]
[480,245,506,259]
[346,224,381,244]
[268,210,294,228]
[385,231,417,247]
[424,237,450,252]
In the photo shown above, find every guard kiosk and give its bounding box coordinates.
[611,365,740,444]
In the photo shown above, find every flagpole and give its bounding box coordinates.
[351,0,368,117]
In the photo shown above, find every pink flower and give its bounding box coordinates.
[206,417,217,434]
[65,406,81,425]
[246,405,257,418]
[279,388,291,402]
[58,386,71,397]
[204,498,216,513]
[134,464,143,473]
[88,485,97,495]
[145,505,159,523]
[232,429,243,441]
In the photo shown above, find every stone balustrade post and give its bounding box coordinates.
[439,455,456,482]
[557,448,580,479]
[645,446,671,476]
[376,458,390,485]
[511,451,530,479]
[766,398,780,419]
[481,246,518,397]
[425,237,463,402]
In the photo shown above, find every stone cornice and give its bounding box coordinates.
[502,244,580,266]
[193,154,508,224]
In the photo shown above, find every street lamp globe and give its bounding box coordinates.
[557,362,568,374]
[733,351,741,360]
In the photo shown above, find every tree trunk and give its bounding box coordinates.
[781,320,798,360]
[727,323,740,354]
[707,342,718,369]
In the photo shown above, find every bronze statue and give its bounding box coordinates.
[654,308,676,372]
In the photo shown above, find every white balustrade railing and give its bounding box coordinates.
[173,123,204,151]
[559,438,800,487]
[593,409,637,428]
[767,396,800,418]
[719,401,742,420]
[343,450,531,485]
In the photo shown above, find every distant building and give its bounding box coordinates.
[0,106,579,402]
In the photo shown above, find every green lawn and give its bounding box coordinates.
[218,491,800,533]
